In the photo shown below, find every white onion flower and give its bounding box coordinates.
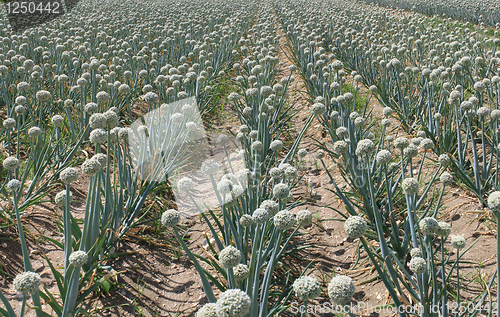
[328,275,355,306]
[219,245,241,269]
[293,276,321,300]
[13,272,41,295]
[161,209,180,228]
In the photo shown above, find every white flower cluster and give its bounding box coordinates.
[219,245,242,269]
[161,209,180,228]
[292,276,321,300]
[344,216,368,239]
[328,275,355,306]
[13,271,41,295]
[215,289,251,317]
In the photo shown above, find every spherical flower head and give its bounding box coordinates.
[349,112,360,121]
[381,119,391,127]
[201,159,220,176]
[118,128,132,140]
[50,115,64,128]
[228,92,241,102]
[3,118,16,130]
[144,91,159,104]
[404,144,419,159]
[240,214,254,228]
[356,139,375,158]
[60,167,79,184]
[274,210,296,230]
[344,93,354,103]
[96,91,110,104]
[460,101,473,112]
[233,264,250,282]
[333,140,348,154]
[409,257,426,274]
[376,150,392,166]
[488,191,500,212]
[336,127,348,139]
[3,156,19,171]
[293,276,321,300]
[7,179,21,193]
[402,178,419,195]
[137,125,148,135]
[217,179,233,195]
[269,167,282,179]
[55,190,73,207]
[260,86,274,97]
[36,90,51,102]
[440,172,453,185]
[118,84,130,94]
[328,275,355,306]
[251,141,263,152]
[239,125,249,134]
[281,164,298,180]
[237,168,250,184]
[273,183,290,200]
[177,177,193,193]
[436,222,452,238]
[13,271,41,295]
[28,127,42,138]
[89,128,108,144]
[243,107,252,117]
[69,250,88,267]
[439,154,450,167]
[85,102,98,115]
[161,209,180,228]
[81,158,102,176]
[394,137,409,150]
[354,117,365,127]
[248,130,258,140]
[16,96,27,106]
[419,217,439,235]
[474,81,486,93]
[104,110,119,127]
[15,105,26,114]
[195,303,217,317]
[420,138,433,151]
[311,103,326,115]
[92,154,107,169]
[297,149,308,158]
[252,208,269,224]
[491,110,500,121]
[364,132,375,141]
[215,289,251,317]
[344,216,367,239]
[260,200,279,217]
[296,210,312,226]
[477,107,490,118]
[389,162,399,171]
[316,150,325,159]
[451,235,466,249]
[89,113,106,129]
[217,134,229,145]
[219,245,241,269]
[17,81,31,92]
[270,140,283,152]
[410,248,422,258]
